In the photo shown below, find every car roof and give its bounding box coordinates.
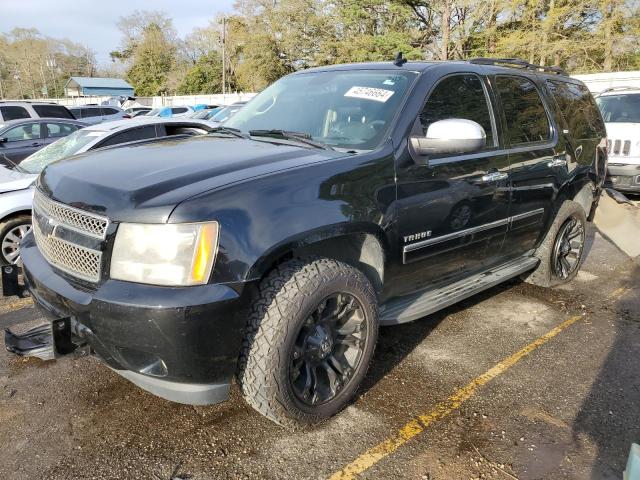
[0,117,86,129]
[0,101,65,106]
[294,59,574,81]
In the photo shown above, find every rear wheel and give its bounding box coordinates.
[0,215,32,266]
[238,257,378,427]
[522,201,586,287]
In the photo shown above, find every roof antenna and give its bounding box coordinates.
[394,52,407,67]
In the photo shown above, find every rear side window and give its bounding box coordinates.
[495,76,551,146]
[0,106,31,121]
[32,104,74,119]
[419,74,496,149]
[45,122,80,138]
[96,126,157,148]
[101,108,119,116]
[547,80,605,139]
[171,107,188,114]
[80,108,101,118]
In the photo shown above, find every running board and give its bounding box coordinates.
[379,256,539,325]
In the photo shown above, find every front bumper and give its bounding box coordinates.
[607,163,640,193]
[14,233,254,405]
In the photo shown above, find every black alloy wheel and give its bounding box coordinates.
[289,292,367,406]
[551,215,585,280]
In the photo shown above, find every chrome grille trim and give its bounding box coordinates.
[33,189,109,240]
[33,218,102,283]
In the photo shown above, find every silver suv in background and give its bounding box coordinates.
[69,105,130,125]
[0,102,75,122]
[595,86,640,193]
[0,117,216,265]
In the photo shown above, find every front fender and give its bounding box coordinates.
[169,147,397,284]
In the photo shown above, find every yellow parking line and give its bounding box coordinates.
[328,314,583,480]
[609,287,629,300]
[0,297,32,315]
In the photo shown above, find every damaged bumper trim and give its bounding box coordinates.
[112,368,231,406]
[4,323,55,361]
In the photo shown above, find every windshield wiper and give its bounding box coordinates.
[207,126,248,139]
[1,154,27,174]
[249,129,334,151]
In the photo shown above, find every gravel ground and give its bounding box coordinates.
[0,225,638,480]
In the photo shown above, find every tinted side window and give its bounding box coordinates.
[101,108,119,116]
[4,123,41,142]
[80,108,101,118]
[0,106,31,121]
[45,122,79,138]
[32,105,74,119]
[96,126,157,148]
[547,80,605,139]
[495,76,550,146]
[172,107,188,114]
[419,74,495,150]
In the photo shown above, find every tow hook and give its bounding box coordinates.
[1,265,30,298]
[5,318,87,361]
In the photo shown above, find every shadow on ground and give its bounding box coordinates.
[573,262,640,479]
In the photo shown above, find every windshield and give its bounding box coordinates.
[211,105,243,123]
[226,70,417,150]
[596,94,640,123]
[19,129,102,174]
[189,108,222,119]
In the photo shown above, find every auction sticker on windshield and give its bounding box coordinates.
[344,86,395,103]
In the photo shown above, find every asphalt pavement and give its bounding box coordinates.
[0,224,638,480]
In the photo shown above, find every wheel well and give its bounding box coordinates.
[263,233,386,296]
[1,210,31,225]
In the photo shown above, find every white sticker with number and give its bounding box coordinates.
[344,86,395,103]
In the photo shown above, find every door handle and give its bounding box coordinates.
[30,142,41,147]
[480,171,509,182]
[547,155,567,167]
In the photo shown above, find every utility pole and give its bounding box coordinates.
[0,61,4,99]
[14,64,24,99]
[222,16,226,98]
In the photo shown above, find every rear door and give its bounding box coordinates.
[392,73,510,296]
[493,75,567,257]
[43,122,81,146]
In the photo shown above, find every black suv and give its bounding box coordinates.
[4,58,607,427]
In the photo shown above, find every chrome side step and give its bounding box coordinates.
[379,256,539,326]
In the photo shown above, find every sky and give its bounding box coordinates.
[1,0,236,66]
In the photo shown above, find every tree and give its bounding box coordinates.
[178,51,224,94]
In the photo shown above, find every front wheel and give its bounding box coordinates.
[238,257,378,427]
[522,201,587,287]
[0,215,32,266]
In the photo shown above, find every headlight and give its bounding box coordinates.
[110,222,219,286]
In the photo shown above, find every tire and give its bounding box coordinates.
[522,201,587,287]
[238,257,378,427]
[0,215,32,266]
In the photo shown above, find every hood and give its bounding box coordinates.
[605,122,640,163]
[39,135,346,223]
[0,165,37,193]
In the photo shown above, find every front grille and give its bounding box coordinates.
[32,220,102,282]
[32,189,107,283]
[608,138,632,157]
[33,189,109,239]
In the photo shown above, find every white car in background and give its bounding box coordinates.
[0,117,216,265]
[595,87,640,194]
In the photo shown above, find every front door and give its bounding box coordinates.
[0,122,43,163]
[391,73,510,298]
[492,75,567,257]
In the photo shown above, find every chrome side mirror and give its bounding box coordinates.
[409,119,486,164]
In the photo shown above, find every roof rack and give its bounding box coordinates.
[469,58,567,76]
